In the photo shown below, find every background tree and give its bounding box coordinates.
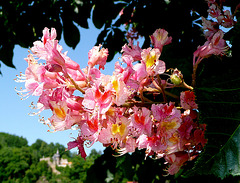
[56,149,101,182]
[0,132,28,148]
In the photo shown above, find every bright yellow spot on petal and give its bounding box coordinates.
[156,34,162,41]
[112,77,119,92]
[54,107,66,120]
[145,52,157,69]
[169,132,179,144]
[112,124,118,135]
[111,123,126,137]
[161,121,178,131]
[119,123,126,136]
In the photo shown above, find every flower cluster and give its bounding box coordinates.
[192,0,237,86]
[15,27,208,175]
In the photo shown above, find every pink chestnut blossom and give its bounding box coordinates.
[88,44,108,70]
[98,116,130,149]
[22,55,59,97]
[151,102,181,123]
[80,116,101,146]
[66,96,84,111]
[132,62,148,82]
[193,30,227,65]
[121,39,142,61]
[113,58,139,95]
[31,28,56,60]
[31,28,63,64]
[141,48,166,76]
[67,135,87,160]
[62,53,80,71]
[42,27,57,45]
[44,40,65,66]
[16,27,209,174]
[150,28,172,52]
[116,137,137,155]
[122,54,134,67]
[165,152,189,175]
[130,106,152,136]
[82,83,113,115]
[111,75,130,106]
[147,134,168,152]
[136,133,167,154]
[114,56,139,92]
[48,101,75,131]
[180,91,198,110]
[32,27,81,72]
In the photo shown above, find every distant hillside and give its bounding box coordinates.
[0,132,101,182]
[0,132,28,148]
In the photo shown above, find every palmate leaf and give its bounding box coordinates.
[209,125,240,178]
[182,56,240,179]
[183,124,240,179]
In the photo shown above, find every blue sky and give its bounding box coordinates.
[0,21,118,155]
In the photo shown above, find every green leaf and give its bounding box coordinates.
[184,125,240,179]
[92,0,125,29]
[105,169,114,183]
[0,43,15,69]
[63,21,80,49]
[211,125,240,178]
[182,56,240,179]
[72,0,92,29]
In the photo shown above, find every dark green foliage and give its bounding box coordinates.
[56,149,101,182]
[0,0,93,73]
[0,0,208,73]
[85,147,240,182]
[86,147,166,183]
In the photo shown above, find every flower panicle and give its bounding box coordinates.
[15,22,211,175]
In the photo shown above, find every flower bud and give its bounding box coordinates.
[170,68,183,85]
[45,64,62,72]
[170,74,182,85]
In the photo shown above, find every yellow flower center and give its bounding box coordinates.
[54,107,66,120]
[161,121,178,131]
[112,77,119,92]
[111,123,126,137]
[145,52,157,69]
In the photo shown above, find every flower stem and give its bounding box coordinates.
[65,73,85,94]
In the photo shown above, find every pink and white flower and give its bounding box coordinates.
[88,44,108,70]
[130,106,152,136]
[150,28,172,52]
[82,83,113,115]
[121,39,142,61]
